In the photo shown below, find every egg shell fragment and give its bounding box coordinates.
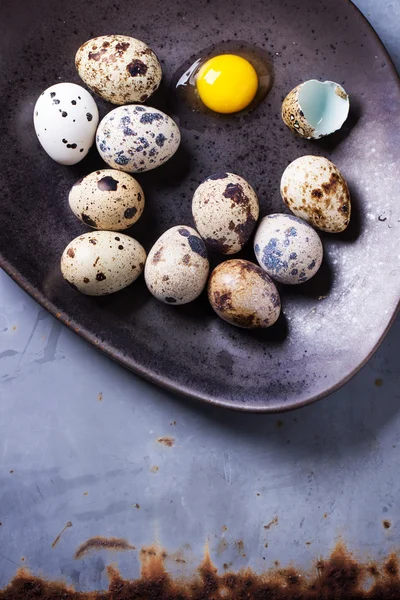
[96,105,181,173]
[281,80,350,139]
[69,169,144,231]
[75,35,162,105]
[192,173,259,255]
[208,259,281,329]
[33,83,99,165]
[254,214,323,284]
[61,231,146,296]
[281,155,351,233]
[145,226,209,305]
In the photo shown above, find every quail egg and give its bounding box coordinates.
[254,214,323,284]
[145,226,209,305]
[192,172,259,254]
[281,155,351,233]
[282,80,350,139]
[208,259,281,328]
[96,105,180,173]
[75,35,162,105]
[69,169,144,231]
[61,231,146,295]
[33,82,99,165]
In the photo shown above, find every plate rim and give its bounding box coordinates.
[1,0,399,413]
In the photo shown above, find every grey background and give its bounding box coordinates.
[0,0,399,590]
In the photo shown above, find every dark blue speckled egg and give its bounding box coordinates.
[253,214,323,284]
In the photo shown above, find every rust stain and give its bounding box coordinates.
[234,540,246,558]
[324,513,328,519]
[150,465,159,473]
[11,325,17,331]
[375,378,384,387]
[222,525,228,532]
[133,503,140,509]
[83,492,88,496]
[216,538,228,555]
[51,521,73,548]
[383,520,391,529]
[170,421,177,426]
[264,516,278,530]
[97,393,103,401]
[2,541,400,599]
[157,437,175,447]
[75,536,136,560]
[276,420,284,428]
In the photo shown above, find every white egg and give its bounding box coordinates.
[280,155,351,233]
[75,35,162,105]
[254,214,323,284]
[282,80,350,139]
[69,169,144,230]
[61,231,146,295]
[145,226,209,305]
[96,105,180,173]
[33,83,99,165]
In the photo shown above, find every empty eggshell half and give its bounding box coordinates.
[282,80,350,139]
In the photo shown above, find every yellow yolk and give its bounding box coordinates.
[196,54,258,114]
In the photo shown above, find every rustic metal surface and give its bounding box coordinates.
[0,0,399,411]
[1,0,400,595]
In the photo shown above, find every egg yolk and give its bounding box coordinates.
[196,54,258,114]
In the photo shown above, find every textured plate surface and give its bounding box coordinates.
[0,0,399,411]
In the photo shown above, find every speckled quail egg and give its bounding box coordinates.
[61,231,146,295]
[96,105,180,173]
[282,80,350,139]
[208,259,281,329]
[281,155,351,233]
[75,35,162,105]
[192,173,259,255]
[254,214,323,284]
[69,169,144,231]
[33,83,99,165]
[145,226,209,305]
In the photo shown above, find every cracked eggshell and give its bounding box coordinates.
[33,83,99,165]
[282,80,350,139]
[254,214,323,284]
[192,173,259,255]
[281,155,351,233]
[96,105,180,173]
[69,169,144,231]
[75,35,162,105]
[145,226,209,305]
[61,231,146,296]
[208,260,281,329]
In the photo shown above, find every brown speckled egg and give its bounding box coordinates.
[280,155,351,233]
[192,173,259,255]
[61,231,146,296]
[281,80,350,139]
[69,169,144,231]
[145,226,209,305]
[75,35,162,105]
[208,259,281,329]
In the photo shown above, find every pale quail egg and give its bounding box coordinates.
[192,172,259,254]
[61,231,146,295]
[33,82,99,165]
[75,35,162,105]
[96,105,180,173]
[281,155,351,233]
[145,226,209,305]
[254,214,323,284]
[69,169,144,231]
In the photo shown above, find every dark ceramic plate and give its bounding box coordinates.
[1,0,399,412]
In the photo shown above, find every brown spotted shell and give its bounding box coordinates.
[281,84,316,139]
[280,155,351,233]
[144,226,209,305]
[192,173,259,255]
[75,35,162,105]
[69,169,144,231]
[208,260,281,329]
[61,231,146,296]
